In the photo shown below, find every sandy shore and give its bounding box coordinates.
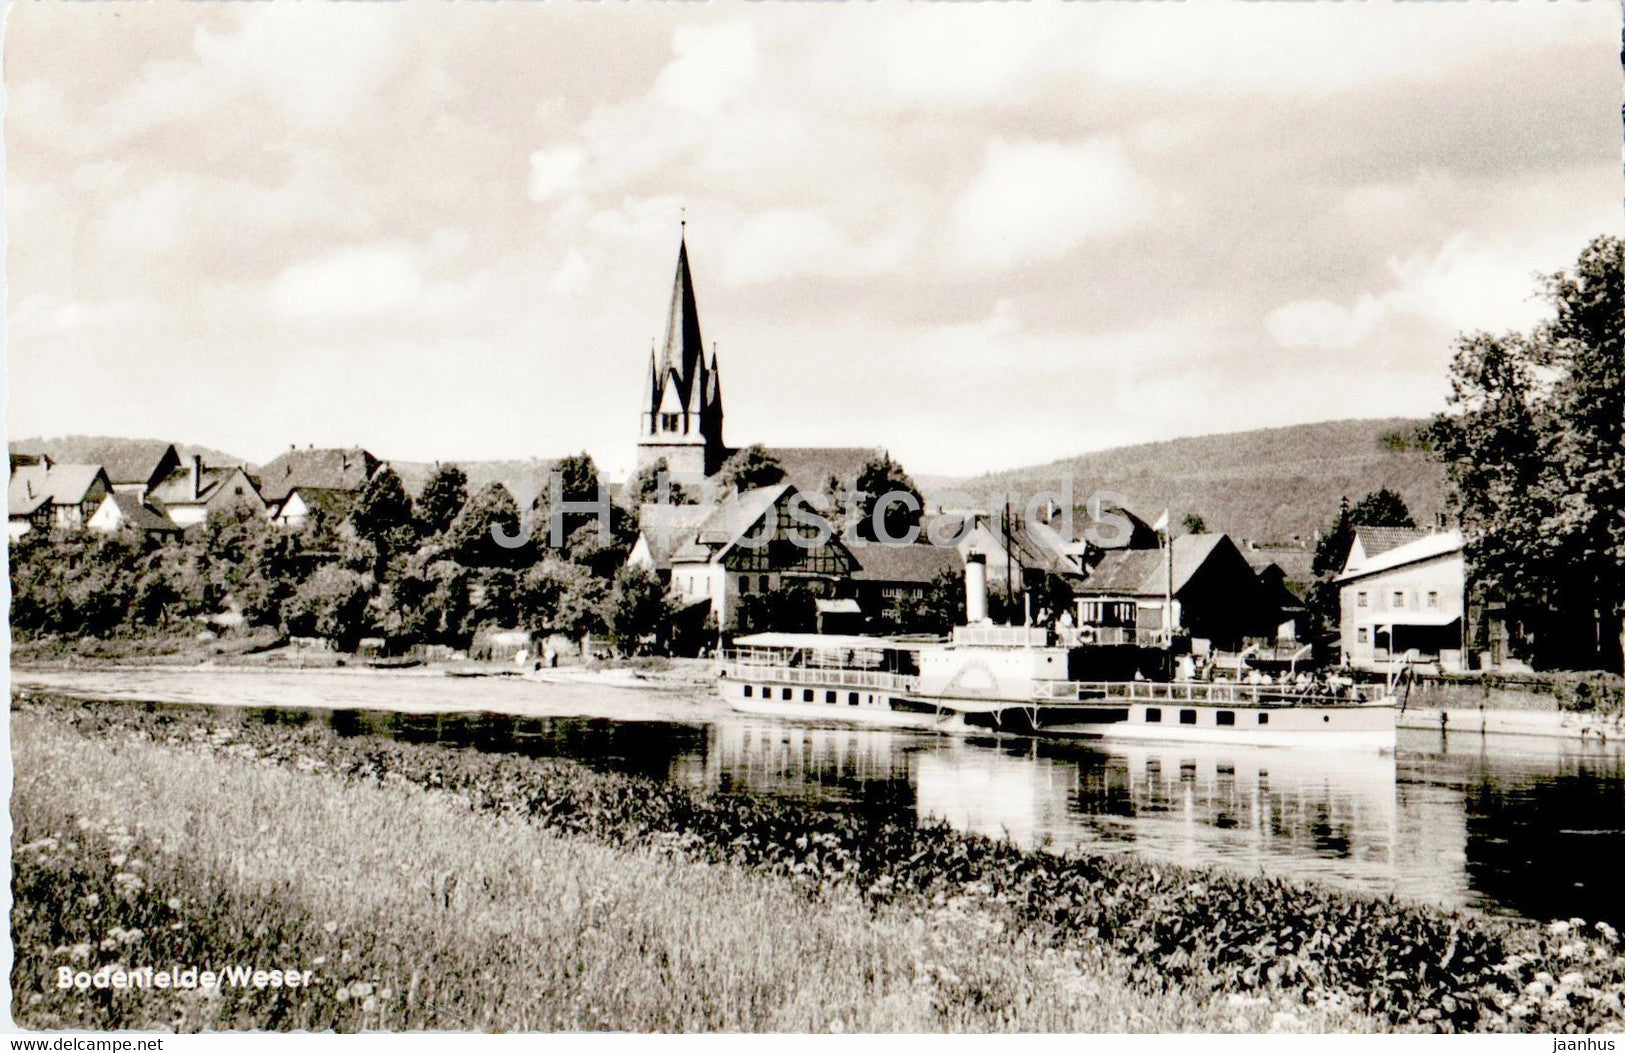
[9,663,728,724]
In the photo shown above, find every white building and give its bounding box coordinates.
[1336,528,1466,673]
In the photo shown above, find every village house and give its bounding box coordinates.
[8,462,112,538]
[1336,527,1466,673]
[848,540,963,616]
[148,455,267,527]
[256,445,381,510]
[272,487,362,531]
[664,483,859,629]
[86,491,183,538]
[1073,533,1279,652]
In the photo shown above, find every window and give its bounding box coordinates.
[781,688,792,701]
[803,690,814,702]
[1357,591,1368,608]
[848,692,859,706]
[739,576,751,594]
[1179,709,1197,725]
[1427,591,1439,608]
[1357,628,1369,643]
[743,685,752,698]
[826,691,837,704]
[1216,711,1236,726]
[760,687,771,698]
[1258,712,1269,725]
[1144,708,1162,723]
[661,413,678,431]
[1393,591,1405,608]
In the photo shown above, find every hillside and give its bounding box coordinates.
[929,418,1450,544]
[10,436,250,470]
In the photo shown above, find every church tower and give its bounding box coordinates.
[637,232,726,478]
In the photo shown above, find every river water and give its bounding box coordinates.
[325,703,1625,928]
[16,667,1625,927]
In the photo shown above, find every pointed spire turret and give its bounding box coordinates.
[659,235,705,407]
[637,228,726,476]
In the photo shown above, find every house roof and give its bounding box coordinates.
[99,492,182,533]
[256,447,379,502]
[1336,529,1463,584]
[11,441,177,488]
[1078,533,1231,598]
[284,487,360,521]
[149,464,255,507]
[673,484,794,562]
[754,446,884,495]
[635,503,714,571]
[1353,526,1431,559]
[9,463,108,513]
[850,541,962,584]
[1244,547,1316,587]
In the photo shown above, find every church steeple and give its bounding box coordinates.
[638,227,727,477]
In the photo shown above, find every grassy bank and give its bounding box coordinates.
[12,703,1356,1032]
[13,694,1625,1033]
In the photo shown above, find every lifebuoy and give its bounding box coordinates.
[1079,626,1098,644]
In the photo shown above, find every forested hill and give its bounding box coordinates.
[10,436,248,469]
[929,418,1451,544]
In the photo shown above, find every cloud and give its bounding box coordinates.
[528,145,588,203]
[651,23,759,116]
[949,139,1146,270]
[270,244,427,321]
[100,179,198,255]
[720,209,913,287]
[1265,233,1575,351]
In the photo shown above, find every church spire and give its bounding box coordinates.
[659,233,705,407]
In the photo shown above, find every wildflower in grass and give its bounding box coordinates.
[83,893,100,907]
[166,898,181,911]
[323,922,339,934]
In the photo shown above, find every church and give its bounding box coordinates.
[635,230,882,495]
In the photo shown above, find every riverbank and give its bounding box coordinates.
[14,693,1625,1033]
[14,698,1371,1033]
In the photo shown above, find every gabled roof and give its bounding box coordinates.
[149,464,257,507]
[1352,526,1431,559]
[256,447,379,503]
[1078,533,1233,598]
[754,446,884,496]
[673,484,795,563]
[283,487,360,521]
[11,441,177,489]
[98,492,182,533]
[635,503,714,571]
[850,541,962,584]
[1336,529,1463,584]
[9,463,109,512]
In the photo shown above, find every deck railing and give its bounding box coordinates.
[1032,679,1388,706]
[718,658,917,693]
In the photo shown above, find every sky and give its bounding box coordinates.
[5,1,1622,480]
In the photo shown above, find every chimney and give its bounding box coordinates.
[965,552,989,625]
[190,455,203,501]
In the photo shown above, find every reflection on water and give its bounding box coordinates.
[252,703,1625,927]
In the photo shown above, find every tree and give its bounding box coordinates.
[350,466,417,559]
[1429,235,1625,671]
[445,482,531,569]
[603,565,675,654]
[714,445,785,496]
[734,583,816,634]
[1350,487,1415,529]
[416,463,469,536]
[1181,514,1207,535]
[626,457,692,507]
[851,453,923,543]
[282,566,371,651]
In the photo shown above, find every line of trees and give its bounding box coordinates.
[10,454,679,657]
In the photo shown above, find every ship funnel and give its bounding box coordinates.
[965,552,988,625]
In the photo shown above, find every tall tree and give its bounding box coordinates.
[851,452,923,543]
[1430,235,1625,671]
[416,463,469,536]
[1350,487,1415,529]
[626,456,693,507]
[350,466,417,559]
[714,445,785,496]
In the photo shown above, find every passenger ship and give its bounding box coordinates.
[717,559,1397,750]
